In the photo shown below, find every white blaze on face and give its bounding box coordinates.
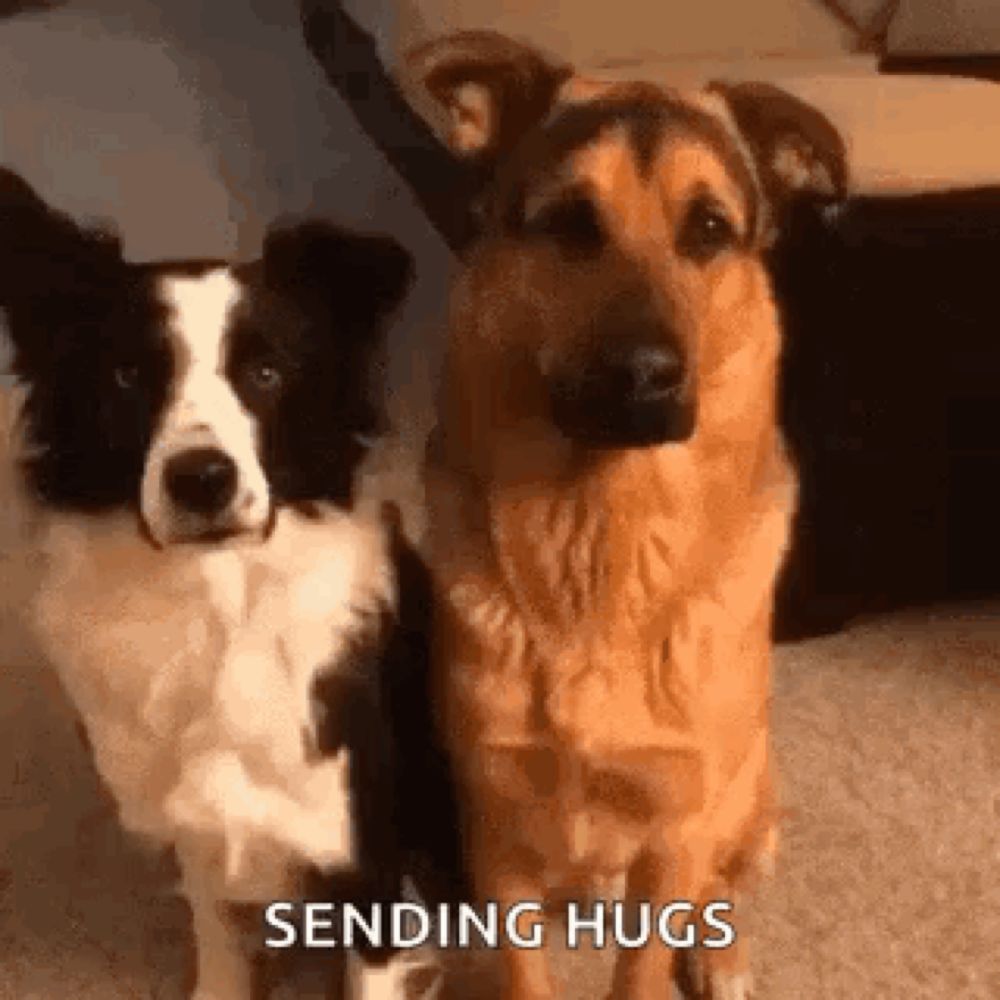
[140,269,271,546]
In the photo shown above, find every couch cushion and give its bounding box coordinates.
[887,0,1000,55]
[385,0,851,66]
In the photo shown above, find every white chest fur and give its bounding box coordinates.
[31,503,394,898]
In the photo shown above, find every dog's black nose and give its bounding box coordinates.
[610,342,685,402]
[164,448,238,516]
[549,335,694,449]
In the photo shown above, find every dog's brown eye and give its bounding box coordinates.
[113,364,139,390]
[677,199,737,263]
[244,361,282,393]
[523,196,605,251]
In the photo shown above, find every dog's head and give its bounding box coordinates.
[0,170,412,547]
[411,32,847,455]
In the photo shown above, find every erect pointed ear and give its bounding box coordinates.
[407,30,572,163]
[708,81,848,228]
[261,220,414,328]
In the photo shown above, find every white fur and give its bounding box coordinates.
[141,270,271,546]
[26,443,396,995]
[708,972,755,1000]
[32,493,392,891]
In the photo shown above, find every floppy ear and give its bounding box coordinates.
[408,30,572,163]
[708,81,848,228]
[261,220,414,328]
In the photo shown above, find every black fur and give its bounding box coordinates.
[228,225,412,510]
[308,516,469,964]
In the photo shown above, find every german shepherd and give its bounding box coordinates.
[412,31,847,1000]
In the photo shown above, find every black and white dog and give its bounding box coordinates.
[0,168,464,999]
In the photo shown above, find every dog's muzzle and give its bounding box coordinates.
[548,336,695,448]
[164,447,238,517]
[141,437,272,548]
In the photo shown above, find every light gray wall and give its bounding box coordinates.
[0,0,444,256]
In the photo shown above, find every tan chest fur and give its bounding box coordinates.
[429,424,793,885]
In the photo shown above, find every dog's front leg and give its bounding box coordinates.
[178,847,256,1000]
[607,832,714,1000]
[466,807,554,1000]
[186,891,255,1000]
[683,806,778,1000]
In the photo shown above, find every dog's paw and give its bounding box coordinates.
[682,949,755,1000]
[347,950,446,1000]
[684,963,754,1000]
[701,971,755,1000]
[402,960,446,1000]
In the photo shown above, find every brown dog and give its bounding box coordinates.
[412,31,847,1000]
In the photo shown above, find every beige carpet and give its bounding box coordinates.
[2,602,999,999]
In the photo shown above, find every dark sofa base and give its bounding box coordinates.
[773,189,1000,639]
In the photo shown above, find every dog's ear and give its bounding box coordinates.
[408,30,572,164]
[0,167,124,360]
[261,220,414,328]
[0,167,122,306]
[708,81,848,229]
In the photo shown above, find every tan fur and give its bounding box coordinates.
[418,42,825,999]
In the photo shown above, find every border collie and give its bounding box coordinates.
[0,167,464,999]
